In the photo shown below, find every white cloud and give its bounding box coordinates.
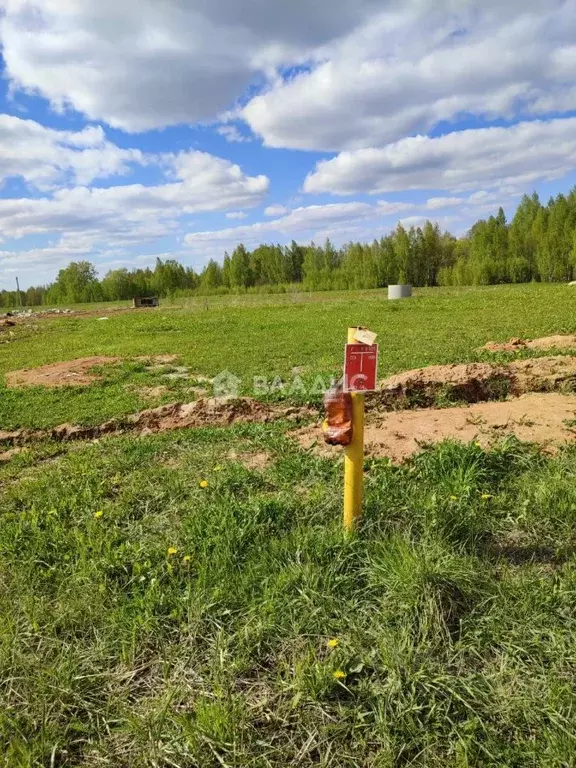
[226,211,248,219]
[185,200,416,250]
[0,0,379,131]
[426,197,464,210]
[243,1,576,151]
[0,152,268,245]
[264,204,290,217]
[217,125,252,143]
[0,114,142,189]
[304,118,576,195]
[0,115,269,282]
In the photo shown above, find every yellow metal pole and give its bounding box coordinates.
[344,327,365,533]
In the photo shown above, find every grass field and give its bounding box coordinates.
[2,284,576,766]
[3,283,576,430]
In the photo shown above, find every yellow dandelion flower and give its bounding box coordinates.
[327,638,339,649]
[450,495,457,501]
[333,670,346,680]
[167,547,178,556]
[182,555,192,563]
[94,510,104,519]
[199,480,209,489]
[481,493,492,500]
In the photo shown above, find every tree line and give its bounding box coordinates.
[4,188,576,307]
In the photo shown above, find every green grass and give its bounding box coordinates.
[2,283,576,766]
[1,430,576,766]
[2,283,576,430]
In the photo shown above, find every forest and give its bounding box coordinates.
[3,188,576,307]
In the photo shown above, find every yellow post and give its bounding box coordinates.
[344,327,365,533]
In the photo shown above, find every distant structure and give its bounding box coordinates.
[388,284,412,300]
[132,296,159,308]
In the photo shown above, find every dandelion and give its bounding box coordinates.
[94,510,104,519]
[450,495,457,501]
[182,555,192,563]
[327,638,339,649]
[199,480,209,489]
[167,547,178,556]
[333,670,346,680]
[481,493,492,500]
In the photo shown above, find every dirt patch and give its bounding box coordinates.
[297,393,576,463]
[5,354,187,389]
[374,355,576,409]
[5,356,121,388]
[0,398,316,448]
[481,335,576,353]
[226,450,272,470]
[0,446,26,462]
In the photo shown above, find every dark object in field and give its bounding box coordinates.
[323,383,353,446]
[133,296,159,308]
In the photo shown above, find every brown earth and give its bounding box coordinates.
[4,354,576,465]
[373,355,576,409]
[5,356,121,388]
[0,398,316,447]
[481,335,576,352]
[5,354,183,389]
[296,392,576,463]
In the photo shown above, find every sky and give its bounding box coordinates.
[0,0,576,288]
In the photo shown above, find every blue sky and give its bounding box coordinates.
[0,0,575,288]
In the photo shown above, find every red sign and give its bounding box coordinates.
[344,343,379,392]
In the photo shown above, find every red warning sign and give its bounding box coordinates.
[344,343,379,392]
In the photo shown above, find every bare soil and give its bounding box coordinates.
[297,393,576,462]
[481,335,576,353]
[6,354,184,389]
[373,355,576,409]
[0,398,316,447]
[5,353,576,464]
[5,356,121,388]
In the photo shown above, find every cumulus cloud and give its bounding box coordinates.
[0,114,142,189]
[304,118,576,196]
[426,197,465,210]
[217,125,252,143]
[264,204,290,217]
[243,0,576,151]
[185,200,415,250]
[0,152,268,244]
[0,114,269,277]
[0,0,380,131]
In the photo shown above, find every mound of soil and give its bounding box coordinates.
[5,356,121,388]
[297,392,576,463]
[0,398,316,447]
[374,355,576,409]
[482,335,576,352]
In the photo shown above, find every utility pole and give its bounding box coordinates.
[15,277,21,308]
